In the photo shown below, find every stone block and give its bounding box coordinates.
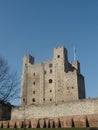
[31,119,38,128]
[39,119,44,128]
[45,118,49,128]
[24,119,30,128]
[73,115,86,128]
[2,121,9,128]
[50,119,54,128]
[16,120,23,128]
[87,114,98,127]
[59,117,72,128]
[53,118,59,128]
[59,117,65,128]
[9,120,16,128]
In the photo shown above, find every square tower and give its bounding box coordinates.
[20,46,86,106]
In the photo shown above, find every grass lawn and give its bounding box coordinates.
[0,128,98,130]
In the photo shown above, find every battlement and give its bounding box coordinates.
[23,54,34,65]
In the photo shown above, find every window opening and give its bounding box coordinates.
[49,79,53,83]
[33,82,35,85]
[57,55,60,58]
[33,91,35,94]
[49,63,52,67]
[50,69,52,73]
[32,98,35,102]
[50,99,52,101]
[44,70,46,74]
[23,98,25,103]
[50,89,52,92]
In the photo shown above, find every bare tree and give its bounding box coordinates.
[0,56,19,103]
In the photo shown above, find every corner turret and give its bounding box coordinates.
[20,55,34,106]
[71,60,80,73]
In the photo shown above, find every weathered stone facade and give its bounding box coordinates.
[11,98,98,120]
[21,46,85,106]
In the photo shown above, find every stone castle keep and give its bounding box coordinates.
[0,46,98,128]
[21,46,85,106]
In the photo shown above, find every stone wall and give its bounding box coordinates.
[1,114,98,128]
[11,98,98,120]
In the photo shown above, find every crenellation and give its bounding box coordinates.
[23,54,34,65]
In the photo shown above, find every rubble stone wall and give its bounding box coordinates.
[11,98,98,120]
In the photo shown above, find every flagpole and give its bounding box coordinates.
[73,48,76,61]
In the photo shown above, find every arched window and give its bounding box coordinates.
[32,98,35,102]
[49,79,53,83]
[57,55,60,58]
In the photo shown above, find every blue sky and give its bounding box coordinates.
[0,0,98,105]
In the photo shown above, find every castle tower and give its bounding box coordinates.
[20,46,86,106]
[20,55,34,106]
[53,46,68,72]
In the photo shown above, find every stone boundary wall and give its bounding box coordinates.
[0,114,98,128]
[11,98,98,120]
